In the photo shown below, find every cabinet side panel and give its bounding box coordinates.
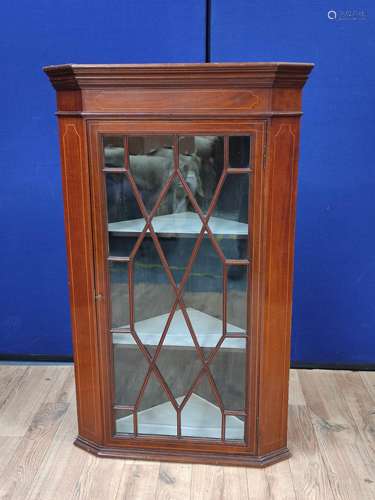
[258,117,300,454]
[58,117,103,443]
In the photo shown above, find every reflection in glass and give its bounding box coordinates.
[106,173,144,257]
[112,336,148,406]
[128,135,174,213]
[103,136,124,168]
[155,314,202,400]
[138,373,177,436]
[229,136,251,168]
[210,338,246,411]
[109,261,129,329]
[133,238,175,345]
[179,136,224,214]
[105,135,251,440]
[227,265,248,333]
[208,174,250,259]
[183,237,224,349]
[105,174,143,224]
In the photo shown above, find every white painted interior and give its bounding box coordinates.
[112,307,245,348]
[116,393,244,440]
[108,211,248,236]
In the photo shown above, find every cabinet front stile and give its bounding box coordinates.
[58,117,104,446]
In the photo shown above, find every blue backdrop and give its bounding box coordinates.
[0,0,205,357]
[211,0,375,366]
[1,1,374,365]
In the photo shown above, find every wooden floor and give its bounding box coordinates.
[0,365,374,499]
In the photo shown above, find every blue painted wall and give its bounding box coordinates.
[0,0,205,356]
[211,1,375,365]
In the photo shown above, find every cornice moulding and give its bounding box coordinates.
[43,62,314,90]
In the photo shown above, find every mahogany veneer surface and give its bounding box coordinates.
[44,62,313,467]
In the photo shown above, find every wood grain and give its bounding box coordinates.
[258,119,300,455]
[44,62,313,466]
[288,405,334,500]
[86,119,265,460]
[0,365,28,413]
[155,462,192,499]
[0,367,73,499]
[223,466,249,500]
[299,369,375,500]
[335,371,375,472]
[190,463,225,499]
[246,468,269,499]
[0,436,22,478]
[25,386,85,500]
[264,460,296,500]
[44,62,314,91]
[58,117,104,445]
[115,461,160,500]
[0,365,374,499]
[0,366,60,436]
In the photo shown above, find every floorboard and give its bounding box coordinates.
[0,365,373,499]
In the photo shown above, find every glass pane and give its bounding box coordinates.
[115,409,134,435]
[106,173,143,224]
[229,136,251,168]
[105,135,251,442]
[158,233,198,286]
[109,261,129,329]
[112,336,148,406]
[128,135,174,213]
[208,174,250,259]
[147,176,203,285]
[103,136,124,168]
[179,136,224,214]
[138,372,177,436]
[227,264,248,333]
[133,238,175,347]
[181,374,221,439]
[106,173,145,257]
[210,338,247,411]
[225,415,244,441]
[182,237,224,355]
[155,312,202,400]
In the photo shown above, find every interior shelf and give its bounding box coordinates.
[108,211,248,237]
[116,393,244,439]
[112,307,245,348]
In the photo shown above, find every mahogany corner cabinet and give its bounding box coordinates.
[44,62,313,467]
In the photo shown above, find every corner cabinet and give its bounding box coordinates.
[44,62,313,467]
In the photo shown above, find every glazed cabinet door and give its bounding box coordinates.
[88,120,265,455]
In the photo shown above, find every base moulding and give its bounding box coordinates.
[74,435,291,468]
